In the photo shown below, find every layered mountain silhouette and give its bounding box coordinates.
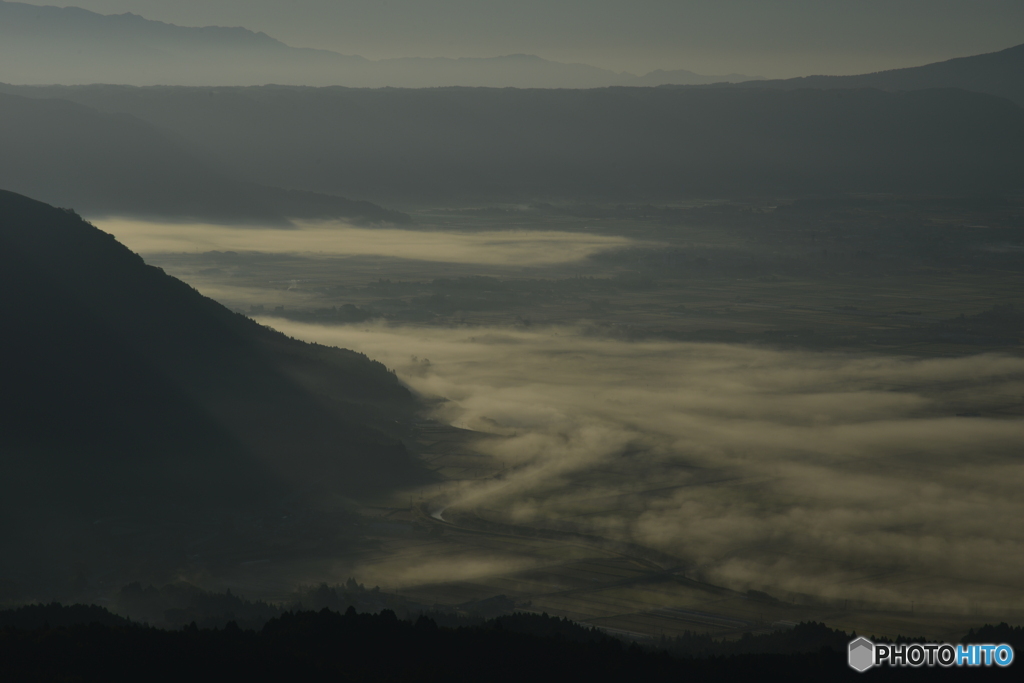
[0,91,406,223]
[5,84,1021,203]
[3,1,1019,97]
[728,43,1024,107]
[0,190,426,593]
[0,1,757,88]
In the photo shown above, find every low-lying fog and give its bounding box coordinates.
[96,217,1024,614]
[93,219,631,266]
[259,319,1024,612]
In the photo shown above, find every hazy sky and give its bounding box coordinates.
[17,0,1024,77]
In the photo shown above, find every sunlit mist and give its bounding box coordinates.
[257,318,1024,612]
[91,218,632,266]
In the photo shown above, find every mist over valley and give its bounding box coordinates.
[2,5,1024,676]
[59,203,1024,641]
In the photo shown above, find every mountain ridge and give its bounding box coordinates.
[6,84,1019,203]
[0,0,757,87]
[0,90,407,223]
[0,189,428,594]
[726,42,1024,106]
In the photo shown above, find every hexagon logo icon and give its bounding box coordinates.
[849,637,875,672]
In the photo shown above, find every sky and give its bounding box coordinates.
[14,0,1024,77]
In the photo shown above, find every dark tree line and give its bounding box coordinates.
[1,603,1012,682]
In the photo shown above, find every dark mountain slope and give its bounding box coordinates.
[0,91,406,223]
[4,84,1021,202]
[730,43,1024,107]
[0,190,426,592]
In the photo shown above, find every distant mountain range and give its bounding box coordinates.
[5,84,1020,204]
[2,1,1022,214]
[726,42,1024,107]
[0,90,407,222]
[0,189,427,593]
[0,1,758,88]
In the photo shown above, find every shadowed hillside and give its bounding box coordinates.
[0,91,407,223]
[3,85,1021,204]
[0,190,427,596]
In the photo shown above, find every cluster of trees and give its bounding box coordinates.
[934,304,1024,346]
[111,580,531,631]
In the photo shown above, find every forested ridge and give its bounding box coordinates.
[2,602,1016,681]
